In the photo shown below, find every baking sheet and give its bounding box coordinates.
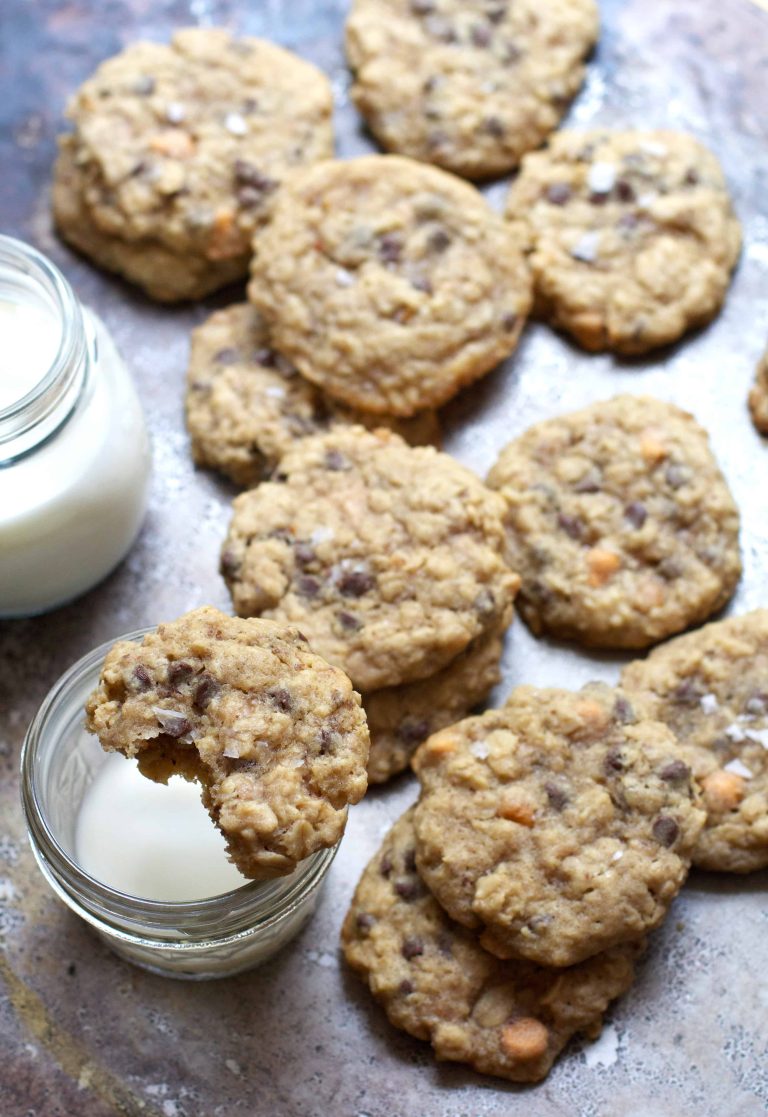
[1,1,767,1114]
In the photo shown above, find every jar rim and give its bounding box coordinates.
[20,625,340,941]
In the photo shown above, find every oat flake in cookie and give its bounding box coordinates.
[85,607,369,879]
[53,28,333,302]
[487,395,741,650]
[247,155,531,417]
[345,0,599,180]
[506,130,741,353]
[221,427,519,692]
[748,346,768,436]
[341,810,643,1083]
[622,610,768,874]
[412,683,705,968]
[185,303,440,488]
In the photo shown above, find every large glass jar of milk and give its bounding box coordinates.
[0,235,150,616]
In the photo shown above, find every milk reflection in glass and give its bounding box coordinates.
[0,298,61,408]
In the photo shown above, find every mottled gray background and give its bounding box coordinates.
[1,1,767,1115]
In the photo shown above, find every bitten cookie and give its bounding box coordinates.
[622,610,768,873]
[221,427,519,691]
[85,606,369,878]
[412,683,704,967]
[345,0,599,180]
[247,155,531,416]
[748,347,768,436]
[53,28,333,301]
[341,809,643,1083]
[185,303,440,487]
[364,610,511,784]
[506,130,741,353]
[486,395,741,649]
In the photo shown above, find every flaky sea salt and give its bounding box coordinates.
[225,112,248,136]
[470,741,490,760]
[588,161,617,194]
[724,758,753,779]
[700,693,719,714]
[746,727,768,749]
[571,231,600,262]
[726,723,746,743]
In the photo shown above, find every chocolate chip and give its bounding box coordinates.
[394,878,423,902]
[436,930,453,956]
[427,228,451,253]
[673,679,701,704]
[404,847,417,872]
[356,912,375,934]
[253,347,277,367]
[193,675,220,712]
[501,311,518,332]
[379,234,402,264]
[397,718,431,745]
[613,696,636,724]
[318,727,336,754]
[573,468,602,493]
[625,501,648,528]
[402,936,424,959]
[214,347,239,365]
[665,463,688,489]
[297,575,321,598]
[132,75,155,96]
[338,568,374,597]
[474,588,496,616]
[604,746,624,773]
[487,2,507,23]
[546,183,572,205]
[337,610,362,631]
[294,542,316,567]
[398,979,415,995]
[557,513,584,541]
[470,23,492,47]
[481,116,506,138]
[616,178,635,202]
[660,759,690,782]
[268,687,293,712]
[380,854,393,877]
[167,661,195,688]
[325,449,351,471]
[653,815,679,847]
[234,159,277,194]
[545,782,568,811]
[155,711,192,739]
[220,550,240,578]
[132,665,152,691]
[590,191,609,206]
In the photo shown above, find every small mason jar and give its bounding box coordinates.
[0,235,151,617]
[20,630,338,979]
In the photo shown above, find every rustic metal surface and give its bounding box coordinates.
[1,1,767,1115]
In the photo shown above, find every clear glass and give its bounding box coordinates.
[0,235,151,617]
[20,630,338,980]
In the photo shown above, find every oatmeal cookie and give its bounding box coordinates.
[85,606,369,879]
[622,610,768,873]
[506,130,741,353]
[341,809,643,1083]
[412,683,704,967]
[53,28,333,301]
[364,609,511,784]
[247,155,531,416]
[486,395,741,649]
[748,347,768,436]
[221,427,519,691]
[345,0,599,181]
[185,303,440,487]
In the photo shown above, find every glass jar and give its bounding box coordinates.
[20,630,338,979]
[0,235,151,617]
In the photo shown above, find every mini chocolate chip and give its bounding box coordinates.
[502,41,521,63]
[410,0,434,12]
[625,501,648,528]
[658,557,684,581]
[487,3,507,23]
[338,568,374,597]
[394,878,422,902]
[234,159,276,194]
[684,168,700,186]
[673,679,701,704]
[613,696,636,724]
[132,665,152,691]
[193,675,220,712]
[665,463,687,489]
[237,185,268,209]
[573,468,602,493]
[268,687,293,712]
[545,782,568,811]
[501,312,518,332]
[398,979,415,994]
[604,746,624,773]
[615,178,636,202]
[653,815,679,847]
[294,542,316,567]
[325,449,351,471]
[397,718,431,745]
[337,610,362,631]
[404,847,417,872]
[428,228,451,253]
[133,75,155,96]
[557,512,584,541]
[167,661,195,688]
[436,930,453,956]
[297,575,321,598]
[242,97,259,114]
[220,550,240,578]
[411,275,433,294]
[214,347,239,365]
[253,347,277,367]
[481,116,505,138]
[471,23,492,47]
[380,854,393,877]
[546,183,572,205]
[590,191,609,206]
[660,759,690,782]
[318,727,336,754]
[378,234,402,263]
[474,588,496,616]
[402,936,424,959]
[356,912,375,934]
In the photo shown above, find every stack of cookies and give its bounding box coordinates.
[218,425,521,783]
[343,682,706,1082]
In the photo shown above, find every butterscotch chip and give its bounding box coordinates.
[344,0,599,180]
[622,610,768,873]
[487,395,741,649]
[247,155,531,417]
[506,129,741,353]
[52,28,333,301]
[341,809,642,1083]
[85,606,369,879]
[412,683,704,967]
[748,346,768,436]
[221,426,518,691]
[185,303,440,487]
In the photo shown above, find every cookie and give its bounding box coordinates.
[506,130,741,353]
[53,28,333,301]
[247,155,531,416]
[748,346,768,436]
[85,606,369,879]
[364,610,511,784]
[341,809,643,1083]
[486,395,741,649]
[221,427,519,691]
[411,683,705,967]
[345,0,599,180]
[622,610,768,874]
[185,303,440,487]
